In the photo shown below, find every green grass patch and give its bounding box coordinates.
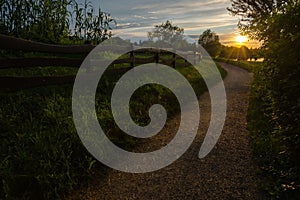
[0,66,79,77]
[0,59,226,199]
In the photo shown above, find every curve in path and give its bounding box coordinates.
[65,63,264,200]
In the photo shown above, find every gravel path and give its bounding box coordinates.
[65,63,264,200]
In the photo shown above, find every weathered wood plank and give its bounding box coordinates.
[0,34,131,54]
[0,58,84,68]
[0,34,95,54]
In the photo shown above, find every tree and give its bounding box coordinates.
[237,46,251,60]
[219,45,238,59]
[198,29,221,57]
[148,20,184,45]
[227,0,290,41]
[249,48,261,61]
[219,45,255,60]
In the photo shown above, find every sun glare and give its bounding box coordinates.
[236,35,248,43]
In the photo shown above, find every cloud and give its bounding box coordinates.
[77,0,259,47]
[112,1,234,32]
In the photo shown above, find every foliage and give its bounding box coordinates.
[0,0,115,44]
[229,0,300,198]
[69,0,116,44]
[227,0,290,40]
[198,29,222,57]
[248,61,300,199]
[0,85,97,199]
[144,21,198,51]
[219,45,260,61]
[148,20,184,45]
[0,0,69,43]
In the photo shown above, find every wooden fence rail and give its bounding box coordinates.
[0,34,202,90]
[0,34,95,54]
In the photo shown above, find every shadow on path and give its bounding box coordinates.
[64,63,265,200]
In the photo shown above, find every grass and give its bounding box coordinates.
[0,66,79,77]
[0,85,94,199]
[214,57,263,72]
[0,58,226,199]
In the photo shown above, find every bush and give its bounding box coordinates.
[247,58,300,198]
[217,55,300,198]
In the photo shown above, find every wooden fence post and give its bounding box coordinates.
[155,49,160,64]
[172,51,176,68]
[130,44,135,69]
[0,35,206,90]
[199,52,202,63]
[194,51,197,65]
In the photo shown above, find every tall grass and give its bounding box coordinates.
[0,85,98,199]
[0,0,115,44]
[69,0,116,44]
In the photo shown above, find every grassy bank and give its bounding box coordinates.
[0,60,226,199]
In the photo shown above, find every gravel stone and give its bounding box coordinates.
[63,63,265,200]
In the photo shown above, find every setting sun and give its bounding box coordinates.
[236,35,248,43]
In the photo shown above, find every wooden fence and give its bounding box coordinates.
[0,34,202,90]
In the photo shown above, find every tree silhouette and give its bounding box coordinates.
[148,20,184,45]
[198,29,221,57]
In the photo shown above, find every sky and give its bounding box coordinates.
[80,0,260,48]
